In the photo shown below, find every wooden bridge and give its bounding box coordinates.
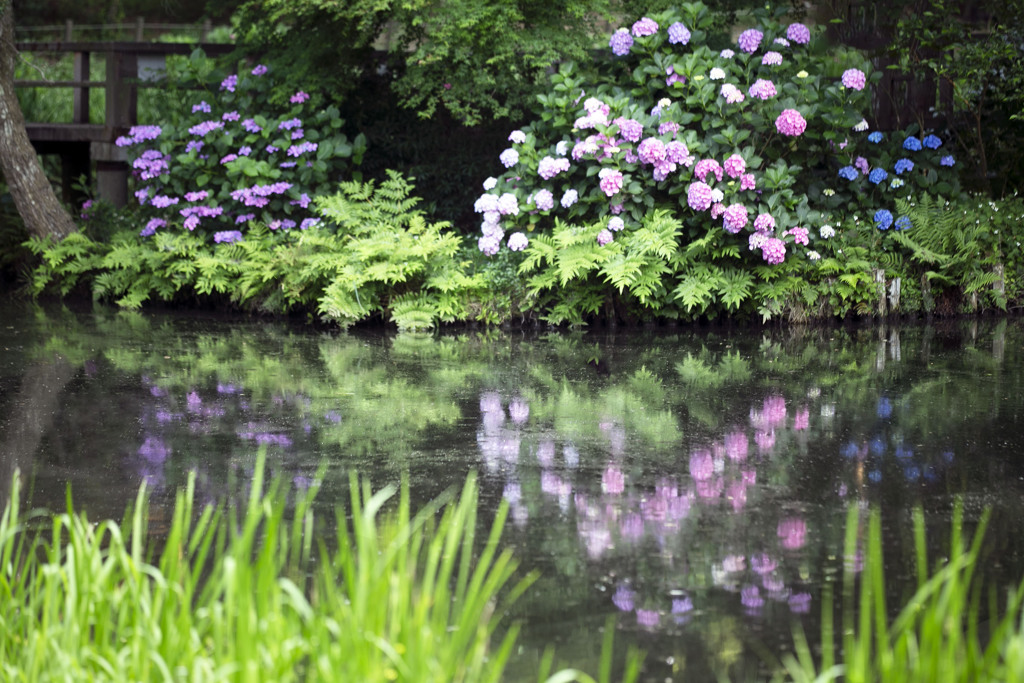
[15,29,233,206]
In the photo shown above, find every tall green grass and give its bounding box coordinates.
[776,504,1024,683]
[0,453,640,682]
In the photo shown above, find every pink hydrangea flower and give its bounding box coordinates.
[754,213,776,232]
[665,140,690,164]
[787,226,809,245]
[740,173,756,191]
[533,189,554,211]
[597,228,614,246]
[686,182,714,211]
[761,237,787,264]
[721,83,745,104]
[614,117,644,142]
[841,68,867,91]
[632,17,659,37]
[748,79,777,100]
[722,204,749,233]
[711,203,726,219]
[775,108,807,136]
[637,137,667,164]
[598,168,623,197]
[723,153,746,178]
[694,159,723,183]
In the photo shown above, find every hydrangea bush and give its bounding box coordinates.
[469,2,961,323]
[116,57,366,243]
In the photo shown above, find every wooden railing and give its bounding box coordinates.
[14,19,217,43]
[14,39,234,206]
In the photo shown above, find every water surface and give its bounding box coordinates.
[3,301,1024,681]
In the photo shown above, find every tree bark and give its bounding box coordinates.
[0,0,77,240]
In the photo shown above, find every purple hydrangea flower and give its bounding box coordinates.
[115,124,162,147]
[737,28,763,53]
[855,156,870,174]
[251,64,268,76]
[687,181,714,211]
[841,68,867,90]
[508,232,529,251]
[290,91,310,104]
[668,22,691,44]
[694,158,723,183]
[786,23,811,44]
[665,140,690,164]
[775,109,807,136]
[242,118,262,133]
[220,154,238,164]
[631,17,659,37]
[188,120,224,137]
[184,190,209,202]
[478,234,501,255]
[222,111,240,122]
[220,74,237,92]
[940,155,955,166]
[637,137,667,164]
[762,51,783,66]
[300,218,321,229]
[192,100,212,114]
[609,28,633,56]
[597,229,614,246]
[278,118,302,130]
[239,145,252,156]
[151,194,179,208]
[140,217,165,237]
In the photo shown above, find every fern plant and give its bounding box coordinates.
[890,193,1007,311]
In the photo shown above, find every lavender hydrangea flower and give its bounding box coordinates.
[561,189,579,208]
[222,111,240,122]
[497,192,519,215]
[300,218,320,229]
[478,235,501,255]
[115,124,162,147]
[188,120,224,137]
[941,155,955,166]
[637,138,667,164]
[737,28,763,53]
[214,230,244,244]
[762,51,783,66]
[841,68,866,90]
[185,190,209,202]
[220,74,237,92]
[665,140,690,164]
[855,156,870,174]
[608,216,625,232]
[534,189,554,210]
[668,22,691,45]
[499,148,519,168]
[537,156,570,179]
[632,17,658,37]
[720,48,735,58]
[140,217,165,237]
[242,118,262,133]
[775,109,807,137]
[192,101,212,114]
[251,64,268,76]
[786,23,811,44]
[609,28,633,56]
[614,117,644,142]
[507,232,529,251]
[596,229,614,246]
[290,91,310,104]
[151,194,179,208]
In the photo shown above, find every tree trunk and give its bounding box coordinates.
[0,0,77,241]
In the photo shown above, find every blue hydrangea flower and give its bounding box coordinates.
[941,155,955,166]
[894,215,912,231]
[903,136,923,151]
[869,168,888,184]
[894,158,914,174]
[922,134,942,149]
[838,166,858,181]
[874,208,894,230]
[868,131,883,143]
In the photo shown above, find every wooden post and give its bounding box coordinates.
[135,17,145,41]
[201,19,212,41]
[72,50,90,124]
[64,19,73,42]
[96,48,138,206]
[874,269,887,316]
[888,277,901,313]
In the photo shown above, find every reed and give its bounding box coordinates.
[775,504,1024,683]
[0,453,640,682]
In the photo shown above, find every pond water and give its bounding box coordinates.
[3,301,1024,681]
